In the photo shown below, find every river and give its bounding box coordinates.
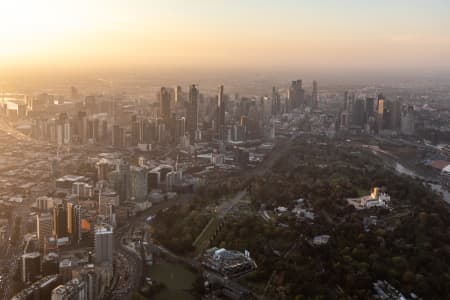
[393,162,450,204]
[148,259,198,300]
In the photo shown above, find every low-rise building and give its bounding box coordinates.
[202,247,257,278]
[441,164,450,190]
[347,187,391,210]
[11,275,60,300]
[311,235,330,246]
[51,277,87,300]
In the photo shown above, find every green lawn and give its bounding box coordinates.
[192,216,221,255]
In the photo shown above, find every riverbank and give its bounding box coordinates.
[365,145,450,204]
[147,257,198,300]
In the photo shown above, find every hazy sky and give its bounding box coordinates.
[1,0,449,73]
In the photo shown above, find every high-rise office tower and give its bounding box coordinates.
[391,97,402,131]
[347,91,356,112]
[271,87,280,115]
[187,84,199,139]
[53,203,68,239]
[175,86,182,105]
[59,259,73,283]
[56,121,64,146]
[160,87,171,120]
[37,196,53,213]
[288,80,304,110]
[77,111,88,144]
[216,85,226,141]
[377,94,384,117]
[131,115,139,146]
[148,171,160,191]
[401,105,415,135]
[116,160,130,203]
[365,97,376,118]
[37,213,53,241]
[137,119,145,144]
[87,119,93,140]
[96,160,110,181]
[67,203,82,246]
[175,117,186,141]
[344,90,356,111]
[144,119,156,143]
[377,94,390,131]
[351,98,365,128]
[343,91,349,110]
[130,166,148,203]
[42,253,59,276]
[157,122,166,143]
[287,83,295,111]
[94,224,113,264]
[312,80,319,108]
[166,171,177,191]
[82,266,98,300]
[92,118,100,143]
[111,124,123,148]
[101,120,108,142]
[19,252,41,283]
[100,202,114,225]
[340,91,355,130]
[63,120,71,144]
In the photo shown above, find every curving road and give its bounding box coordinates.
[0,118,32,142]
[108,197,188,299]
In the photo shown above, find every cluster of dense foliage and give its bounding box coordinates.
[242,138,450,299]
[152,137,450,299]
[152,197,211,255]
[250,140,438,210]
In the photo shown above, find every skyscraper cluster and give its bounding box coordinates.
[288,80,305,110]
[271,79,319,115]
[26,80,322,150]
[340,92,415,135]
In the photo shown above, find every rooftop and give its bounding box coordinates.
[95,223,113,234]
[442,164,450,175]
[22,252,40,259]
[11,275,59,300]
[59,259,72,268]
[56,175,87,182]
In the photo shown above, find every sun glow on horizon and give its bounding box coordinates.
[0,0,449,72]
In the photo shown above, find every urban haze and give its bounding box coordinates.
[0,1,450,300]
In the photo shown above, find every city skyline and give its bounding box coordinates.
[1,0,450,74]
[1,2,450,300]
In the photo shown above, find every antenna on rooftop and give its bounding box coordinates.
[98,182,103,214]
